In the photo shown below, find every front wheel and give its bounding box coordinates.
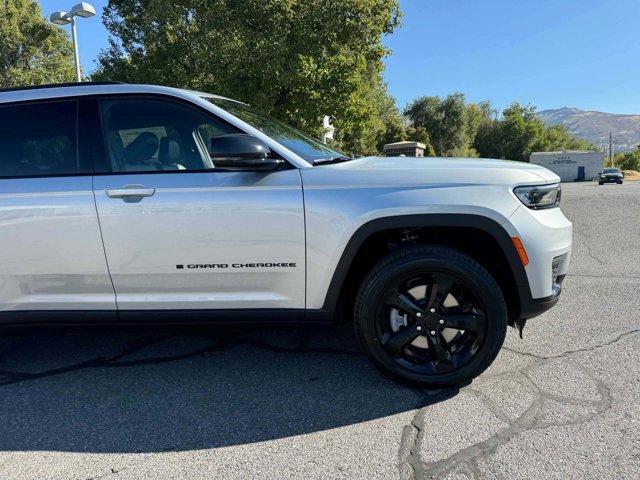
[354,245,508,387]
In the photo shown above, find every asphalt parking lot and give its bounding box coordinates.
[0,182,638,480]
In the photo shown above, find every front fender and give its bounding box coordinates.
[307,213,529,320]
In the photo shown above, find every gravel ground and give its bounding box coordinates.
[0,181,638,480]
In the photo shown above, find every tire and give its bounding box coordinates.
[354,245,508,387]
[598,181,603,185]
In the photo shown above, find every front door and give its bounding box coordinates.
[91,97,306,313]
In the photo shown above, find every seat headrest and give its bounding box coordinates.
[123,132,159,163]
[159,137,181,163]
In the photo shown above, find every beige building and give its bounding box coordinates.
[383,141,426,157]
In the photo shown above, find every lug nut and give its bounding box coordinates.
[430,308,436,313]
[416,312,422,318]
[430,330,436,336]
[417,326,422,331]
[439,319,445,325]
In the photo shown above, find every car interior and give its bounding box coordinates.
[100,99,237,173]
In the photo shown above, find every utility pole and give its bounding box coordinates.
[609,132,613,166]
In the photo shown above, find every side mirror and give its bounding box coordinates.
[210,134,283,171]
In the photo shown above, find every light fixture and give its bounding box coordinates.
[48,3,96,82]
[70,2,96,18]
[49,11,71,25]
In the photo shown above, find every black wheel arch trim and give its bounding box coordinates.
[318,213,546,323]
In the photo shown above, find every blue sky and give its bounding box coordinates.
[39,0,640,114]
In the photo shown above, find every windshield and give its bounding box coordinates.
[602,168,620,173]
[203,97,345,163]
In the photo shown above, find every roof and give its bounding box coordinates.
[383,141,427,150]
[0,81,124,93]
[0,82,236,105]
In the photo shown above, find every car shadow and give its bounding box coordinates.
[0,324,458,454]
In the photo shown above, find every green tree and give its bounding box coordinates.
[614,146,640,171]
[405,95,446,155]
[93,0,401,155]
[404,93,490,157]
[472,118,501,158]
[365,79,436,155]
[405,127,435,156]
[474,102,595,162]
[0,0,75,87]
[494,103,545,162]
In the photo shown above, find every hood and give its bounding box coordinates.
[308,156,560,186]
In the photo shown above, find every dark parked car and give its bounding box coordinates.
[597,168,624,185]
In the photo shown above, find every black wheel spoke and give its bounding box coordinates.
[384,290,423,318]
[384,323,424,354]
[427,274,455,309]
[428,332,454,372]
[441,312,484,332]
[375,268,489,378]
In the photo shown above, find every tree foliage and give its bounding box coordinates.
[93,0,401,155]
[91,1,597,159]
[0,0,76,88]
[404,94,487,157]
[370,83,435,155]
[614,145,640,171]
[476,103,593,162]
[405,93,594,161]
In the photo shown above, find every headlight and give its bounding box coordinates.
[513,183,561,209]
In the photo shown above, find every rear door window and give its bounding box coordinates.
[0,101,82,178]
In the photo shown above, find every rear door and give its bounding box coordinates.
[0,99,116,320]
[90,96,306,314]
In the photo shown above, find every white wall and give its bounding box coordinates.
[529,151,604,182]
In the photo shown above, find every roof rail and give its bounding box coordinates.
[0,81,126,93]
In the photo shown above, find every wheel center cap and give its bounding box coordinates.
[422,313,441,328]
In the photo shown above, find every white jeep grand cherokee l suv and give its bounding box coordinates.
[0,82,571,386]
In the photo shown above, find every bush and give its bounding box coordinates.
[614,147,640,171]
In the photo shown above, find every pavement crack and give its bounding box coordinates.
[398,388,458,480]
[0,330,364,388]
[502,328,640,360]
[402,343,618,479]
[573,228,608,265]
[399,408,426,480]
[0,333,184,387]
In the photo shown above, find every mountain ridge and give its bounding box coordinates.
[538,107,640,152]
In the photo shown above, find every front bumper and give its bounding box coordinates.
[504,205,572,320]
[600,176,623,183]
[518,273,566,320]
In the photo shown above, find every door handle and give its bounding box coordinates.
[105,185,156,199]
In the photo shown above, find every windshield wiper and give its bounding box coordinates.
[314,155,354,165]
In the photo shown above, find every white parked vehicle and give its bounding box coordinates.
[0,83,571,386]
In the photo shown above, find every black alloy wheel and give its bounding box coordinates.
[377,271,486,375]
[354,245,508,387]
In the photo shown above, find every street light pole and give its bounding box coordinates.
[49,3,96,82]
[69,16,81,82]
